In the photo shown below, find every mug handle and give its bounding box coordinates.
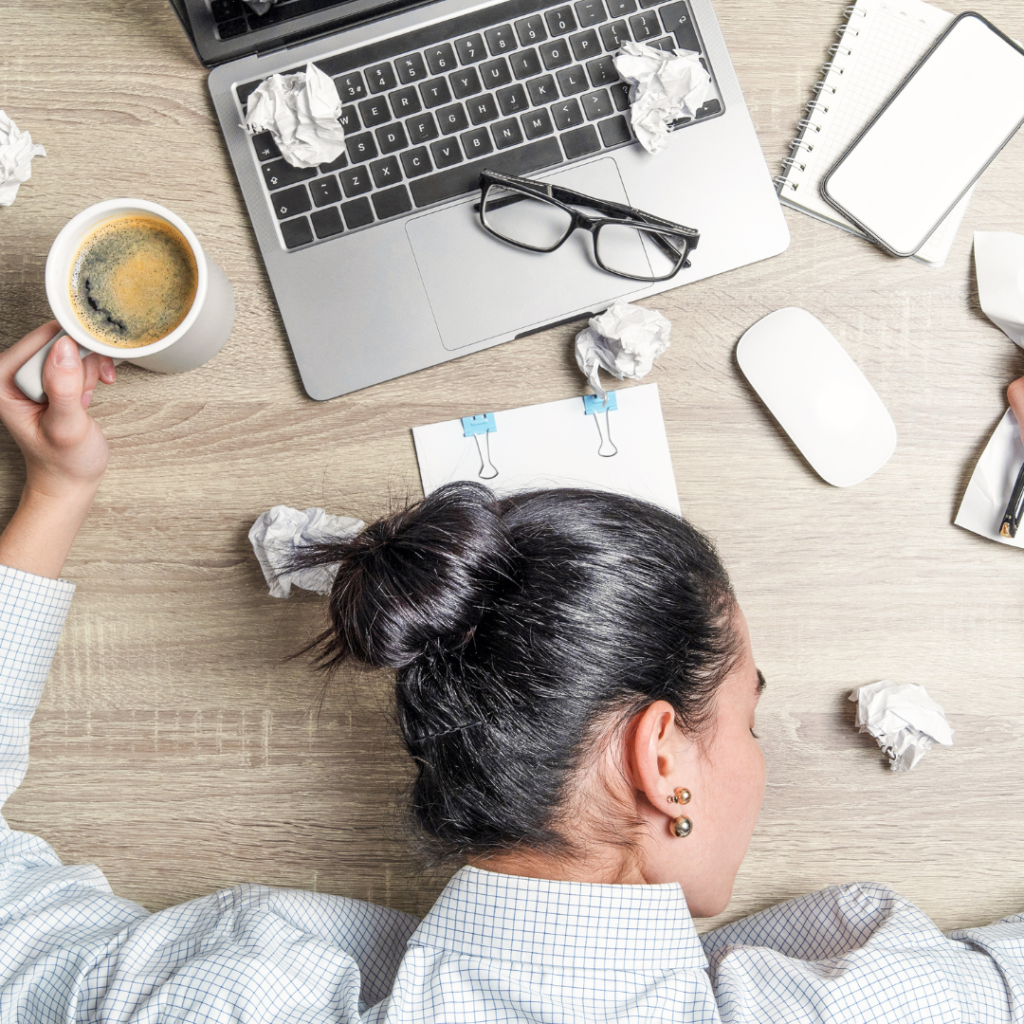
[14,330,117,403]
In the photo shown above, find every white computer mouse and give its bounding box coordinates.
[736,307,897,487]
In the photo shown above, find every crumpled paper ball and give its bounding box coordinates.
[612,41,712,154]
[575,300,672,399]
[249,505,364,598]
[244,62,346,169]
[975,231,1024,348]
[850,680,953,772]
[0,110,45,207]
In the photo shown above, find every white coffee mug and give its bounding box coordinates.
[15,198,235,402]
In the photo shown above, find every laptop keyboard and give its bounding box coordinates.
[235,0,723,251]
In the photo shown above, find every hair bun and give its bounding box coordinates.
[327,482,513,668]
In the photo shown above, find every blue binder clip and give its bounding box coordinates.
[582,392,618,457]
[462,412,498,480]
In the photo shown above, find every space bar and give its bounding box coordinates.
[410,138,564,208]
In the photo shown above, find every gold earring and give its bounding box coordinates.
[666,787,691,805]
[671,815,693,838]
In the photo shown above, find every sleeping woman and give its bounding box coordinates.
[0,320,1022,1023]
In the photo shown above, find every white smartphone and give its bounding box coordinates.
[822,13,1024,258]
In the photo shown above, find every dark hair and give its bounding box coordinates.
[302,483,738,858]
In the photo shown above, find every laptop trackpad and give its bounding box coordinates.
[406,158,645,351]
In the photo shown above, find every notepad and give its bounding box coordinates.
[776,0,972,268]
[412,384,681,515]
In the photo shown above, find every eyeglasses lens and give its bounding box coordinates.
[481,186,574,251]
[596,223,686,281]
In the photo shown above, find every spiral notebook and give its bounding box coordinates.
[777,0,972,267]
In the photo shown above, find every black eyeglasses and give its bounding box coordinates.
[476,170,700,282]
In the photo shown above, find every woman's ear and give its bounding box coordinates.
[629,700,691,818]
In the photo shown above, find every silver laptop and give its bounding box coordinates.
[178,0,789,399]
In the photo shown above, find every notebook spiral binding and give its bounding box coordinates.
[775,3,868,196]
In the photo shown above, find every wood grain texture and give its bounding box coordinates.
[1,0,1023,930]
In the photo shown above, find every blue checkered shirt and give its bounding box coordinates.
[1,563,1022,1022]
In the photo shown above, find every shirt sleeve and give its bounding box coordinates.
[702,883,1017,1023]
[0,564,75,824]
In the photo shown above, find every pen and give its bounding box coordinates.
[999,460,1024,538]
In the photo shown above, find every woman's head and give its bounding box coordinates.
[309,483,765,915]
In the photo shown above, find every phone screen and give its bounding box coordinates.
[822,14,1024,257]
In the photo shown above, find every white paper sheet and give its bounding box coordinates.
[412,384,681,515]
[975,231,1024,348]
[955,407,1024,548]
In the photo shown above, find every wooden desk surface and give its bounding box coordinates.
[1,0,1022,932]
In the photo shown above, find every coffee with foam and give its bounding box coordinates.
[69,214,198,348]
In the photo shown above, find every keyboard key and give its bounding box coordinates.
[527,74,558,105]
[606,0,636,12]
[515,15,547,45]
[600,20,629,50]
[273,185,312,219]
[522,107,555,138]
[629,11,659,40]
[212,0,243,22]
[455,34,486,64]
[437,103,470,134]
[581,88,613,120]
[492,117,524,149]
[557,65,589,96]
[346,132,379,163]
[696,98,722,118]
[219,17,247,39]
[659,1,699,50]
[358,97,391,127]
[311,207,344,238]
[545,6,577,35]
[340,165,373,197]
[370,156,403,188]
[425,43,457,75]
[510,49,542,80]
[342,197,374,228]
[338,105,361,132]
[450,68,482,99]
[373,184,413,219]
[552,97,583,129]
[420,77,452,107]
[430,138,463,168]
[496,83,528,115]
[462,127,494,158]
[319,152,349,173]
[485,24,517,55]
[366,62,397,93]
[468,94,499,125]
[310,175,343,207]
[561,123,601,159]
[401,147,433,177]
[570,29,600,61]
[587,55,619,86]
[639,0,660,8]
[540,39,572,70]
[376,122,409,154]
[598,113,631,146]
[651,36,675,51]
[610,82,631,110]
[280,216,313,247]
[574,0,606,26]
[396,53,428,84]
[390,86,421,117]
[480,57,512,88]
[263,160,316,191]
[411,137,563,207]
[407,111,439,143]
[251,131,280,162]
[335,72,367,101]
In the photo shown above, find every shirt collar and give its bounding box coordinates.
[409,865,708,972]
